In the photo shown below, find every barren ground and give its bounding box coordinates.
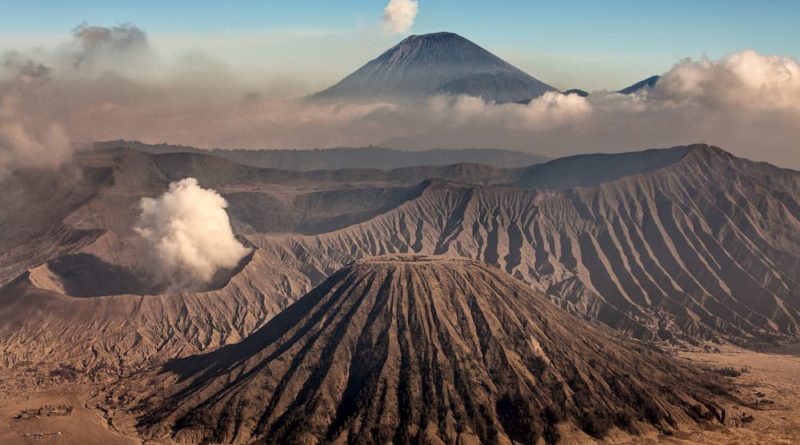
[613,345,800,444]
[0,385,139,445]
[1,347,798,444]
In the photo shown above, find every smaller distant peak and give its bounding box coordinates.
[618,75,661,95]
[563,88,589,97]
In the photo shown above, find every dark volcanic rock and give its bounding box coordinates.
[133,255,729,444]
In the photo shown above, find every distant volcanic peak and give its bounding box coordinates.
[381,32,507,68]
[142,254,730,445]
[619,75,661,94]
[392,32,473,53]
[399,31,467,44]
[563,88,590,97]
[313,31,556,102]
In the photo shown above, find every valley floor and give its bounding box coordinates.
[0,346,798,445]
[0,386,138,445]
[614,345,800,445]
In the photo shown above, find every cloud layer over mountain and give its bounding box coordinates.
[1,24,799,170]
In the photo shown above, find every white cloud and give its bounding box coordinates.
[135,178,251,291]
[653,50,800,111]
[383,0,419,34]
[427,92,591,131]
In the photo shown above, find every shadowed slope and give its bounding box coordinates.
[513,146,691,189]
[254,145,800,343]
[131,256,729,445]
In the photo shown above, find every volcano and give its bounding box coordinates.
[132,255,728,444]
[313,32,556,102]
[618,75,661,94]
[2,144,799,382]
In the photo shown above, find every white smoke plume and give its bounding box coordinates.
[0,93,72,179]
[383,0,419,34]
[135,178,251,291]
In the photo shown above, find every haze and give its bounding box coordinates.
[0,1,799,171]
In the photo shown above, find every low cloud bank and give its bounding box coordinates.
[654,50,800,111]
[382,50,800,166]
[1,23,799,169]
[135,178,251,291]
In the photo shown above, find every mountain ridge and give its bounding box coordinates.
[1,143,798,387]
[313,32,557,102]
[94,140,549,171]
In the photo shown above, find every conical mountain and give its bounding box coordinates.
[313,32,556,102]
[618,75,661,94]
[131,255,729,445]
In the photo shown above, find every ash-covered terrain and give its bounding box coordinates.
[123,256,730,444]
[1,143,798,444]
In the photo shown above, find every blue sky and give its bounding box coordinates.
[2,0,799,90]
